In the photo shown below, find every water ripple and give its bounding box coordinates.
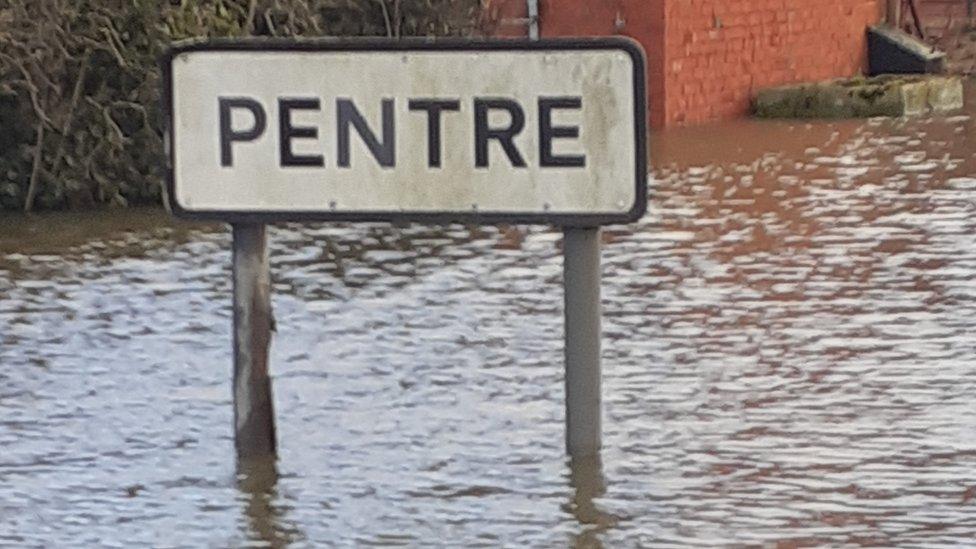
[2,107,976,546]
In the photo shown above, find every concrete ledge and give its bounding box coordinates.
[868,25,946,75]
[753,76,964,119]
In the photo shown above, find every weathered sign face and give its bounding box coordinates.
[163,39,646,225]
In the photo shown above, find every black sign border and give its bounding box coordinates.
[162,38,648,227]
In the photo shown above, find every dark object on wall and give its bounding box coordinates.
[868,26,946,75]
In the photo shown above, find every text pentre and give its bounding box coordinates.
[218,96,586,169]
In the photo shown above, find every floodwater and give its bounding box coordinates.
[3,106,976,548]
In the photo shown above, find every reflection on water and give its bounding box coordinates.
[3,104,976,545]
[237,457,303,548]
[567,456,614,549]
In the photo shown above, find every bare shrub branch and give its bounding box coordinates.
[1,0,482,212]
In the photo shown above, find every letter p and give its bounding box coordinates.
[219,97,266,167]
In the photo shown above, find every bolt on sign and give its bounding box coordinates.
[164,39,647,225]
[163,38,647,461]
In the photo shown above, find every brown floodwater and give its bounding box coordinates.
[3,103,976,546]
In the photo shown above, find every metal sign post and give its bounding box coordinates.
[563,227,602,456]
[231,223,276,459]
[163,39,646,462]
[523,3,604,459]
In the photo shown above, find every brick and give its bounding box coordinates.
[655,0,882,127]
[510,0,883,128]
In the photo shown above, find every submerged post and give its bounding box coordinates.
[232,223,277,460]
[563,227,602,457]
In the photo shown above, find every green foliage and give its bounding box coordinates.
[0,0,481,212]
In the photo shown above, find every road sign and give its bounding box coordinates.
[163,38,649,462]
[163,39,647,226]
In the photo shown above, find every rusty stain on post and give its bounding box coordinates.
[232,223,277,459]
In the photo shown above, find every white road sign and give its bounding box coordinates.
[163,39,647,225]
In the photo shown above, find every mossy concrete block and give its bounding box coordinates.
[840,81,903,117]
[754,75,964,119]
[926,77,964,112]
[753,85,807,118]
[900,81,930,116]
[799,86,851,118]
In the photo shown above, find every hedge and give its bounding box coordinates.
[0,0,482,212]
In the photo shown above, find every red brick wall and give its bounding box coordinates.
[538,1,668,133]
[664,1,882,126]
[484,1,882,128]
[917,0,973,32]
[918,0,973,21]
[483,0,532,37]
[483,1,666,124]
